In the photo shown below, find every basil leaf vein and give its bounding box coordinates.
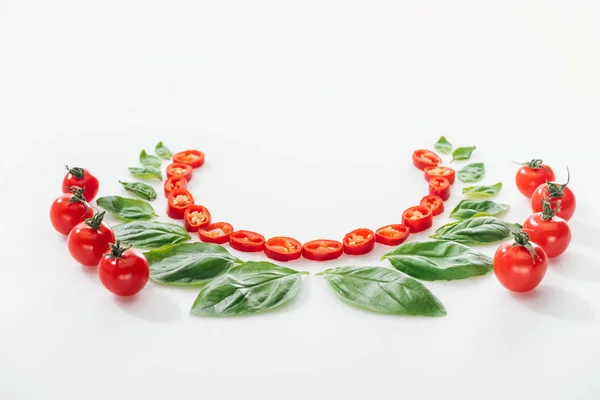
[155,141,173,160]
[450,199,509,220]
[119,181,157,201]
[430,217,522,244]
[140,150,162,168]
[129,166,162,181]
[462,182,502,198]
[96,196,157,221]
[114,221,190,249]
[457,162,485,183]
[452,146,476,161]
[434,136,453,154]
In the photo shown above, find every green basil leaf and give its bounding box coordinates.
[457,162,485,183]
[113,221,190,249]
[155,141,173,160]
[452,146,476,161]
[128,166,162,181]
[139,150,162,168]
[450,199,509,220]
[190,262,305,317]
[462,182,503,198]
[96,196,157,221]
[146,242,241,285]
[119,181,157,201]
[434,136,452,154]
[381,241,493,281]
[430,217,522,244]
[319,266,446,316]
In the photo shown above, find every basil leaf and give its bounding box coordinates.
[139,150,162,168]
[430,217,522,244]
[457,162,485,183]
[319,266,446,316]
[113,221,190,249]
[146,242,241,285]
[155,141,172,160]
[96,196,157,221]
[462,182,502,198]
[129,166,162,181]
[381,241,493,281]
[434,136,452,154]
[452,146,476,161]
[119,181,157,201]
[190,262,305,317]
[450,199,509,220]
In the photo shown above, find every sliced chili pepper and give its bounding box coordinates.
[402,206,433,233]
[184,205,211,232]
[229,230,266,252]
[420,194,445,216]
[302,240,343,261]
[424,165,455,185]
[166,163,193,182]
[429,176,451,201]
[164,176,188,198]
[173,150,205,169]
[167,189,194,219]
[412,149,442,170]
[198,222,234,244]
[264,237,303,262]
[343,228,375,255]
[375,224,410,246]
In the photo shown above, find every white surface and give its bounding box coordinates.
[1,1,600,399]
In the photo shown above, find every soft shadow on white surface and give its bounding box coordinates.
[551,251,600,282]
[115,287,184,323]
[510,285,596,321]
[568,220,600,248]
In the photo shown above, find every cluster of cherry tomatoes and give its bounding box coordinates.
[49,167,150,296]
[163,148,454,262]
[494,160,576,292]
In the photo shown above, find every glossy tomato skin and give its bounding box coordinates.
[173,150,205,169]
[302,240,343,261]
[375,224,410,246]
[428,177,451,201]
[229,230,266,252]
[166,163,194,182]
[98,249,149,296]
[50,194,93,235]
[402,206,433,233]
[265,237,303,261]
[424,166,456,185]
[67,222,115,266]
[516,164,555,198]
[62,168,99,202]
[412,150,442,170]
[184,205,211,232]
[164,176,187,198]
[199,222,234,244]
[523,213,571,258]
[420,195,445,216]
[531,184,576,221]
[167,189,194,219]
[343,228,376,255]
[494,241,548,292]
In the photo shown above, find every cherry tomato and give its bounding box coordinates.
[173,150,205,169]
[183,205,211,232]
[402,206,433,233]
[98,242,149,297]
[167,189,194,219]
[302,240,343,261]
[50,187,94,235]
[420,194,445,216]
[164,176,187,197]
[343,228,375,255]
[375,224,410,246]
[428,177,451,201]
[67,212,115,266]
[229,230,266,252]
[62,166,100,202]
[494,231,548,293]
[531,174,576,221]
[515,159,555,198]
[424,166,455,185]
[264,237,303,261]
[199,222,234,244]
[166,163,193,182]
[523,200,571,258]
[413,149,442,170]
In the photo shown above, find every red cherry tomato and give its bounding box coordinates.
[413,149,442,170]
[402,206,433,233]
[173,150,205,169]
[428,177,451,201]
[420,195,445,216]
[229,230,266,252]
[199,222,234,244]
[166,163,193,182]
[375,224,410,246]
[264,237,303,261]
[523,201,572,258]
[531,175,576,221]
[302,240,343,261]
[98,243,149,297]
[164,176,187,197]
[183,205,211,232]
[424,166,455,185]
[62,166,100,202]
[67,212,115,266]
[494,231,548,293]
[515,159,555,198]
[49,187,94,235]
[167,189,194,219]
[343,228,375,255]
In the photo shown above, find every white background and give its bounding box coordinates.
[1,1,599,399]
